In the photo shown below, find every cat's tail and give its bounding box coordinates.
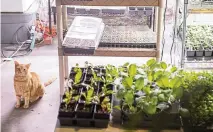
[44,77,57,87]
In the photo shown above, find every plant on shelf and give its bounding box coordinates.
[61,89,79,112]
[98,96,111,113]
[114,59,185,131]
[138,59,184,115]
[180,71,213,129]
[73,63,83,84]
[186,25,213,50]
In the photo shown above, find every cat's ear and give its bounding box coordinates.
[14,61,19,66]
[26,63,31,69]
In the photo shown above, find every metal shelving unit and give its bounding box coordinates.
[55,0,165,96]
[181,0,213,69]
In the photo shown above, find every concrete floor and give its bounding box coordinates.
[1,38,154,132]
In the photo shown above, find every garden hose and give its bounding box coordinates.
[1,26,36,63]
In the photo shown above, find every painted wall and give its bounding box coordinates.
[1,0,35,12]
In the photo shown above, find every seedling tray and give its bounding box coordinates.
[58,66,114,128]
[121,102,181,129]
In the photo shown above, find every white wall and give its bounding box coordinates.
[1,0,35,12]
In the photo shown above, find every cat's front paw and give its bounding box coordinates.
[15,104,20,108]
[23,104,29,109]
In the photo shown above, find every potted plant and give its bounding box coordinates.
[76,88,95,127]
[58,89,80,126]
[204,45,213,57]
[180,71,213,132]
[194,44,204,57]
[70,63,85,84]
[115,59,184,131]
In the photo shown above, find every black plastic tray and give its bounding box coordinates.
[58,67,114,128]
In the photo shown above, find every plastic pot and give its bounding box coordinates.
[204,47,213,57]
[59,102,77,118]
[76,103,94,118]
[94,105,110,119]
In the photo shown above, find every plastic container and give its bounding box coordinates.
[63,16,105,55]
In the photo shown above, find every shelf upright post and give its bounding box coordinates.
[181,0,188,68]
[56,0,65,97]
[156,0,165,62]
[62,5,69,79]
[154,7,159,32]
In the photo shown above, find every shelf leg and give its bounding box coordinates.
[56,0,64,97]
[64,56,69,79]
[59,56,65,96]
[62,5,68,30]
[156,0,165,62]
[181,0,188,68]
[154,7,158,32]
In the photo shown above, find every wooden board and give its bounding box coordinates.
[63,47,156,57]
[55,125,182,132]
[61,0,159,6]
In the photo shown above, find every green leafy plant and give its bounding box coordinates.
[63,90,79,110]
[186,25,213,49]
[73,63,83,84]
[99,96,111,113]
[115,59,184,116]
[180,71,213,126]
[81,86,97,105]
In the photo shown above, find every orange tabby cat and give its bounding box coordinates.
[14,61,57,108]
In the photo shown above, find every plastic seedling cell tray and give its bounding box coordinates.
[76,118,94,127]
[204,51,212,57]
[88,9,100,14]
[76,103,94,118]
[94,119,109,128]
[94,105,110,119]
[59,101,77,118]
[58,117,77,126]
[129,7,136,10]
[196,51,204,57]
[76,8,87,14]
[187,51,195,57]
[204,47,213,57]
[145,10,152,16]
[186,47,195,57]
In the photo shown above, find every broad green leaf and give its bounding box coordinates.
[124,91,134,105]
[74,96,79,101]
[148,72,153,82]
[179,108,190,118]
[158,94,166,101]
[123,62,130,67]
[114,105,121,110]
[128,64,137,77]
[151,96,158,105]
[116,89,125,99]
[135,77,144,90]
[144,104,157,115]
[106,90,114,95]
[160,62,167,69]
[173,87,183,99]
[87,87,94,97]
[156,75,170,88]
[154,71,163,80]
[143,86,150,95]
[146,59,156,67]
[171,66,177,73]
[170,76,182,88]
[75,69,82,84]
[157,103,169,111]
[122,77,133,89]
